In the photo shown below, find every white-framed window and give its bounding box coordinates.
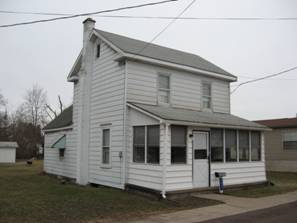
[102,129,110,164]
[282,130,297,150]
[210,129,224,162]
[202,83,212,109]
[225,129,237,162]
[251,131,261,161]
[96,43,101,58]
[171,125,187,164]
[158,74,170,104]
[210,129,261,163]
[133,125,160,164]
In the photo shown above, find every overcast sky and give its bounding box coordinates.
[0,0,296,120]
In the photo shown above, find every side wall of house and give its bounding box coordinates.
[126,108,163,190]
[87,40,125,188]
[126,60,230,113]
[264,128,297,172]
[44,83,79,179]
[44,129,77,179]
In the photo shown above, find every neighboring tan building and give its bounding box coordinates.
[43,18,269,197]
[256,117,297,172]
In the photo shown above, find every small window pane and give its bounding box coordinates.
[171,126,187,146]
[171,126,187,164]
[283,141,297,150]
[211,129,223,162]
[251,131,261,161]
[203,83,211,96]
[96,44,101,58]
[133,146,145,163]
[147,126,160,164]
[202,97,211,109]
[159,75,169,89]
[158,90,169,103]
[133,126,145,145]
[102,147,109,164]
[133,126,145,163]
[282,130,297,150]
[103,129,110,147]
[239,130,249,161]
[225,129,237,162]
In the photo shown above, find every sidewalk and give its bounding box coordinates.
[131,190,297,223]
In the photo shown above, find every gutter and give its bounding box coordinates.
[115,54,237,82]
[43,125,73,133]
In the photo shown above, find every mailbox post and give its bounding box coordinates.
[215,172,226,194]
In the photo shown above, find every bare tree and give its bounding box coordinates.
[45,95,64,120]
[0,91,7,108]
[22,84,48,127]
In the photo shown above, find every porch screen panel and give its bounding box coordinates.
[147,125,160,164]
[225,129,237,162]
[133,126,145,163]
[251,131,261,161]
[239,130,249,161]
[171,126,187,164]
[210,129,223,162]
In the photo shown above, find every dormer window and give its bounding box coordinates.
[96,44,101,58]
[202,83,212,109]
[158,74,170,104]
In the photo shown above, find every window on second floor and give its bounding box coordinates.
[96,44,101,58]
[158,74,170,104]
[202,83,212,109]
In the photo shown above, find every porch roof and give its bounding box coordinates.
[128,102,269,131]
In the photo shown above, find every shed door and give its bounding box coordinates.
[193,131,209,188]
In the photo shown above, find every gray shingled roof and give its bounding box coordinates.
[43,105,73,130]
[95,29,235,78]
[129,102,268,130]
[0,141,18,148]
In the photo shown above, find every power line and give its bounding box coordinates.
[137,0,196,54]
[1,10,297,20]
[0,0,178,28]
[231,66,297,94]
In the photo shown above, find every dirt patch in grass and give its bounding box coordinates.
[224,172,297,198]
[0,161,221,223]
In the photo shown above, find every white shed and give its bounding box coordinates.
[0,142,18,163]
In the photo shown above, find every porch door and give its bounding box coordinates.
[193,131,209,188]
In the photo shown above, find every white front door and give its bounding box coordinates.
[193,131,209,188]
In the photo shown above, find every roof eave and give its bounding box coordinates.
[67,50,82,82]
[43,125,73,133]
[116,54,237,82]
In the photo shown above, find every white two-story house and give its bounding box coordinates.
[43,18,269,197]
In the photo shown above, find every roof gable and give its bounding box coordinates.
[43,105,73,131]
[95,29,236,79]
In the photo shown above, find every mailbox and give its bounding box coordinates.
[215,172,226,194]
[215,172,226,178]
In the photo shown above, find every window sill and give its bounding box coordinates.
[100,164,112,169]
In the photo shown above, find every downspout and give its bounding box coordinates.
[122,59,128,188]
[161,123,169,199]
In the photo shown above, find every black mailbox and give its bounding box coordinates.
[215,172,226,178]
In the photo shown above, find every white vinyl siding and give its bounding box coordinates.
[127,108,162,190]
[126,60,230,113]
[88,41,125,189]
[44,130,77,179]
[0,148,16,163]
[44,82,79,179]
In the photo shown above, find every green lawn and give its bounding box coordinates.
[0,161,221,223]
[224,171,297,198]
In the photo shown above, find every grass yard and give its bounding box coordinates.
[225,171,297,198]
[0,161,221,223]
